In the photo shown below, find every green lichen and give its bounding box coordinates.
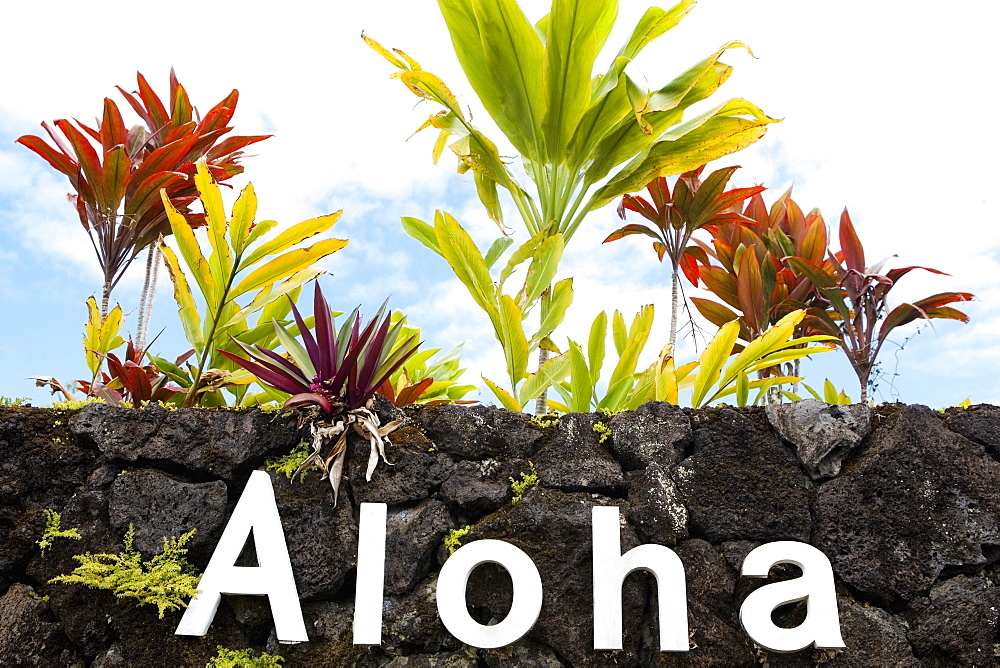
[255,403,288,414]
[592,422,612,444]
[50,524,201,619]
[444,525,472,555]
[264,441,311,482]
[206,646,285,667]
[28,591,50,603]
[37,509,82,556]
[530,414,560,428]
[509,461,539,504]
[50,397,105,410]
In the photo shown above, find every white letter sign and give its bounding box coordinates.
[175,470,307,643]
[436,539,543,649]
[739,541,845,652]
[353,503,388,645]
[592,506,688,652]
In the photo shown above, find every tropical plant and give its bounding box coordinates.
[82,296,127,389]
[377,313,477,406]
[220,283,420,504]
[155,159,347,407]
[77,339,186,408]
[368,0,777,412]
[17,69,270,343]
[785,209,974,403]
[547,306,655,413]
[783,380,852,405]
[632,310,835,408]
[403,210,574,412]
[604,165,763,347]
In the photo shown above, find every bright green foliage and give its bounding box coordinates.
[50,525,200,619]
[50,397,106,410]
[783,380,852,405]
[0,397,30,406]
[548,306,654,413]
[404,211,573,410]
[155,159,348,407]
[530,414,560,428]
[510,461,539,504]
[630,310,835,408]
[379,312,477,406]
[264,442,311,482]
[37,509,82,556]
[206,646,285,667]
[83,296,126,384]
[444,525,473,555]
[592,422,612,444]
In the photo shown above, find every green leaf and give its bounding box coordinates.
[484,236,514,269]
[434,211,499,319]
[230,238,348,299]
[483,376,521,411]
[500,228,547,287]
[517,233,565,309]
[238,211,343,271]
[497,294,529,387]
[567,341,593,412]
[532,277,573,347]
[691,321,739,408]
[401,216,442,256]
[517,353,571,406]
[159,242,204,353]
[587,311,608,386]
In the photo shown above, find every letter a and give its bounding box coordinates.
[740,541,845,652]
[175,470,307,643]
[592,506,688,651]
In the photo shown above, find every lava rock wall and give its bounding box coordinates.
[2,400,1000,666]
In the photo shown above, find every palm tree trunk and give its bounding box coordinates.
[533,346,549,415]
[669,270,679,349]
[135,246,161,350]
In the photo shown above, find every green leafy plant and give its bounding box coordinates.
[37,509,82,556]
[155,159,347,406]
[605,165,763,346]
[221,283,420,504]
[549,306,655,413]
[17,69,270,341]
[264,441,311,482]
[77,340,186,408]
[368,0,777,412]
[50,525,200,619]
[444,525,473,555]
[783,379,852,405]
[0,397,30,407]
[592,421,612,443]
[785,209,973,402]
[206,646,285,667]
[377,313,477,406]
[509,461,539,504]
[630,310,835,408]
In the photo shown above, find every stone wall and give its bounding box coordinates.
[2,400,1000,666]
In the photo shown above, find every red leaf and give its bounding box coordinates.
[838,209,866,272]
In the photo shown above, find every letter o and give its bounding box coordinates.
[436,539,543,648]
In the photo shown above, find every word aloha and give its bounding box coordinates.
[176,471,845,653]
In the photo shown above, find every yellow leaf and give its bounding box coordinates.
[238,211,343,272]
[228,182,257,253]
[230,238,348,299]
[159,242,204,353]
[483,376,521,411]
[160,194,216,305]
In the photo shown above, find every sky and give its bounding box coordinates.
[1,0,998,407]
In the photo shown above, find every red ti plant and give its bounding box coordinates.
[16,69,270,332]
[688,188,833,345]
[785,209,974,403]
[604,166,764,347]
[220,283,420,504]
[77,340,186,408]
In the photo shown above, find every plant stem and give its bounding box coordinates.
[534,345,549,416]
[669,270,679,349]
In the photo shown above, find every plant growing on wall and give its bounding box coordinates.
[368,0,777,411]
[604,165,764,347]
[156,160,347,406]
[221,283,420,504]
[17,70,270,347]
[785,209,974,402]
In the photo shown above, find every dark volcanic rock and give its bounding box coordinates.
[383,648,479,667]
[533,413,625,494]
[625,462,689,546]
[383,576,459,654]
[0,584,83,666]
[674,408,811,543]
[268,601,380,667]
[943,404,1000,459]
[907,575,1000,665]
[815,405,1000,604]
[271,471,358,600]
[609,402,691,471]
[70,403,298,479]
[385,500,454,595]
[347,427,453,506]
[107,469,227,563]
[824,599,918,667]
[438,458,529,519]
[766,399,872,479]
[416,404,543,460]
[465,487,645,666]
